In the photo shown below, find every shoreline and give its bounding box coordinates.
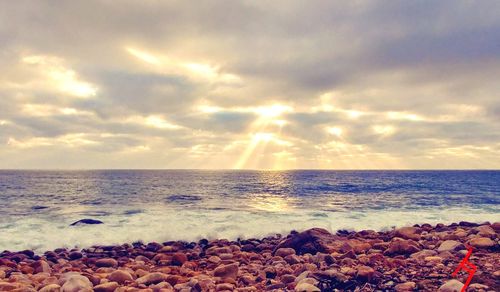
[0,221,498,291]
[3,207,499,254]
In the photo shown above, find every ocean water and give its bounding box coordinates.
[0,170,498,252]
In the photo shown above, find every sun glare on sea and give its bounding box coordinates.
[249,195,292,212]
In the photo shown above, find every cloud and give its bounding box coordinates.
[0,0,500,169]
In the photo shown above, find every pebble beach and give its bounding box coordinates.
[1,221,499,292]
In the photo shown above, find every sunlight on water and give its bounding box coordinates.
[248,194,294,212]
[0,170,498,251]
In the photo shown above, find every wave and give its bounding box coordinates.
[0,206,497,252]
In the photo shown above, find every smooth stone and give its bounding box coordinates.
[313,269,347,283]
[476,225,496,238]
[491,222,500,232]
[437,240,463,252]
[395,281,416,291]
[275,248,296,257]
[294,271,310,284]
[107,270,134,284]
[281,274,296,284]
[95,258,118,268]
[424,256,442,263]
[150,282,174,290]
[356,265,375,282]
[410,249,437,259]
[58,272,86,285]
[32,272,50,283]
[171,253,188,266]
[384,239,420,255]
[295,283,320,292]
[68,251,83,260]
[39,284,61,292]
[213,263,239,281]
[267,283,286,290]
[284,254,301,265]
[218,253,233,260]
[296,278,318,286]
[458,221,479,227]
[468,283,489,290]
[61,274,93,292]
[69,219,103,226]
[396,227,421,240]
[136,272,169,285]
[469,237,496,248]
[93,281,119,292]
[215,283,234,291]
[0,282,18,290]
[33,260,52,274]
[208,256,221,265]
[274,228,343,254]
[438,279,464,292]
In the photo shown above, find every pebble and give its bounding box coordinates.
[136,272,169,285]
[295,282,320,292]
[208,255,221,265]
[438,279,464,292]
[384,238,420,255]
[468,283,489,290]
[410,249,437,259]
[60,273,93,292]
[0,282,18,290]
[93,281,119,292]
[107,270,134,284]
[95,258,118,268]
[356,265,375,282]
[213,263,239,281]
[424,256,442,263]
[0,223,498,292]
[33,260,51,274]
[437,240,463,252]
[476,225,496,238]
[469,237,496,248]
[171,252,188,266]
[395,281,416,291]
[275,248,296,257]
[68,251,83,260]
[216,283,234,291]
[396,227,421,240]
[39,284,62,292]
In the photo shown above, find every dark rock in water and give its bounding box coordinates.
[166,194,202,202]
[70,219,104,226]
[31,205,49,210]
[123,209,142,215]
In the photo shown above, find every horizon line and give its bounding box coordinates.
[1,168,499,171]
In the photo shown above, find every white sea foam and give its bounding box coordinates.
[0,205,498,252]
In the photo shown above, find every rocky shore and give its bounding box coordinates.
[0,222,499,291]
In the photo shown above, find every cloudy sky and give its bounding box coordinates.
[1,1,499,169]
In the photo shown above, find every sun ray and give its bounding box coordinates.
[232,104,294,169]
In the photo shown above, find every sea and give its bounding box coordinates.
[0,170,499,252]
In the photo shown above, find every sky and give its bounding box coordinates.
[1,1,500,169]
